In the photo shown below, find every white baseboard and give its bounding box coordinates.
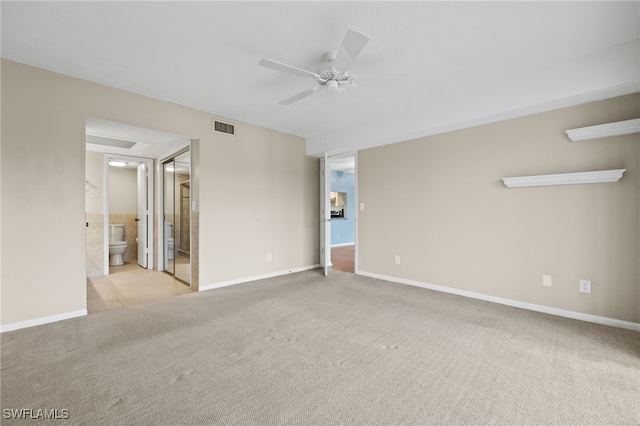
[331,242,355,248]
[0,309,88,333]
[200,264,321,292]
[358,271,640,332]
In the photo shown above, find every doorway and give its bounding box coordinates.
[103,154,154,275]
[84,119,195,312]
[320,153,357,276]
[162,149,191,284]
[86,153,194,314]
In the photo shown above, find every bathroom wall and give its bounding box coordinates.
[108,166,138,264]
[85,151,105,277]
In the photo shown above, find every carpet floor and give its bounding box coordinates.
[1,269,639,425]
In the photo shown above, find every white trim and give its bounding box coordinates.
[156,157,164,271]
[354,153,359,274]
[104,154,156,273]
[331,242,355,248]
[199,264,321,292]
[103,156,110,275]
[1,310,87,333]
[502,169,625,188]
[357,271,640,332]
[566,118,640,142]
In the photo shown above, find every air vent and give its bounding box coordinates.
[213,120,235,135]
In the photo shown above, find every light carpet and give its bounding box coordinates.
[1,270,639,425]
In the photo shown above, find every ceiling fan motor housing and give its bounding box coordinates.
[326,80,339,93]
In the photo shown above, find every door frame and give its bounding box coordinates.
[320,154,331,276]
[321,151,358,275]
[103,154,154,275]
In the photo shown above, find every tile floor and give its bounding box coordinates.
[87,263,192,314]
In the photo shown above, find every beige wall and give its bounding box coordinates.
[1,59,318,326]
[358,94,639,324]
[199,122,319,283]
[109,166,137,214]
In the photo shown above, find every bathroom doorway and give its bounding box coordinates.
[85,119,196,313]
[104,154,154,274]
[162,149,191,284]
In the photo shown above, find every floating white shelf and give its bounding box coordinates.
[565,118,640,142]
[502,169,626,188]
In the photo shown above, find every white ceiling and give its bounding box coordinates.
[2,2,639,157]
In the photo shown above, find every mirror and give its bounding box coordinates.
[163,150,191,285]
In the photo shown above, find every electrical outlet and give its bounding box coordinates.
[394,255,400,265]
[579,279,591,294]
[543,275,552,287]
[267,252,272,262]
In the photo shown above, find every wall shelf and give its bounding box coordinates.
[565,118,640,142]
[502,169,626,188]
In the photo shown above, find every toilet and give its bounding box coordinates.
[109,224,128,266]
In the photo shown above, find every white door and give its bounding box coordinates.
[320,155,331,276]
[137,163,148,268]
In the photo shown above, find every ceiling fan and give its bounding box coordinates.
[259,30,401,105]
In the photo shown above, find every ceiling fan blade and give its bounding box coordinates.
[332,30,369,74]
[259,58,320,80]
[279,87,321,105]
[352,73,409,87]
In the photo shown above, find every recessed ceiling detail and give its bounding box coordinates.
[85,118,191,159]
[87,135,136,149]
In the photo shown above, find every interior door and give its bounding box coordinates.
[137,163,148,268]
[320,155,331,276]
[163,160,175,276]
[162,151,191,284]
[173,151,191,284]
